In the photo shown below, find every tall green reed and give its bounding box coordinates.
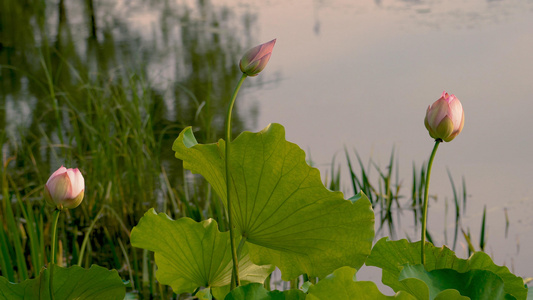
[331,146,478,251]
[0,62,224,298]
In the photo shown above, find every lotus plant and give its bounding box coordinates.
[421,91,464,265]
[45,166,85,298]
[225,39,276,289]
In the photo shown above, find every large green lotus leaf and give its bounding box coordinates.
[130,209,273,294]
[434,290,470,300]
[399,264,514,300]
[0,264,125,300]
[172,124,375,280]
[366,238,527,300]
[224,283,306,300]
[306,266,416,300]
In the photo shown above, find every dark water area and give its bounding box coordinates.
[0,0,267,168]
[0,0,274,220]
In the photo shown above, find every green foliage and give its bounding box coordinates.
[366,238,527,300]
[0,264,125,300]
[306,266,416,300]
[224,283,306,300]
[130,209,273,295]
[172,123,375,280]
[399,264,513,300]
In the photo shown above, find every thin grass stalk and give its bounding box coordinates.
[355,151,374,205]
[447,168,461,251]
[117,238,135,291]
[393,158,402,227]
[8,174,43,276]
[344,147,359,196]
[479,205,487,251]
[77,205,105,266]
[142,249,151,296]
[0,149,15,281]
[444,198,449,245]
[504,207,509,239]
[103,227,121,270]
[0,212,15,281]
[417,164,426,228]
[2,164,29,281]
[161,166,180,217]
[383,150,395,237]
[462,228,475,256]
[462,176,467,213]
[38,53,64,146]
[131,247,141,295]
[411,163,418,230]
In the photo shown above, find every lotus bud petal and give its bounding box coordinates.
[424,91,464,142]
[44,166,85,209]
[239,39,276,76]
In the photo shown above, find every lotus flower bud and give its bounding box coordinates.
[44,166,85,209]
[424,91,464,142]
[239,39,276,76]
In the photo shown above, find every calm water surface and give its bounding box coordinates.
[226,0,533,282]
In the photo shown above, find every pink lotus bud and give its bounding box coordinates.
[44,166,85,209]
[239,39,276,76]
[424,91,464,142]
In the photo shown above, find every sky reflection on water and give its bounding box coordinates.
[229,0,533,280]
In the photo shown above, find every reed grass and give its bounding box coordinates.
[1,51,223,297]
[331,147,480,251]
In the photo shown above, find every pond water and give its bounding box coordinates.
[2,0,532,289]
[229,0,533,283]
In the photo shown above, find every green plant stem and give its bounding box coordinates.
[225,74,247,290]
[77,206,105,266]
[236,236,247,259]
[421,139,441,266]
[49,207,62,300]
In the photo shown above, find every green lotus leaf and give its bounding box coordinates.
[399,264,514,300]
[0,264,125,300]
[172,123,375,280]
[224,283,306,300]
[366,238,527,300]
[130,209,273,295]
[306,266,416,300]
[434,290,470,300]
[196,288,213,300]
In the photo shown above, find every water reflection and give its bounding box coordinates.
[0,0,265,277]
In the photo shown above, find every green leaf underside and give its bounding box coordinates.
[306,266,416,300]
[400,264,514,300]
[130,209,273,295]
[0,265,125,300]
[173,123,375,280]
[366,238,527,300]
[196,288,213,300]
[224,283,306,300]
